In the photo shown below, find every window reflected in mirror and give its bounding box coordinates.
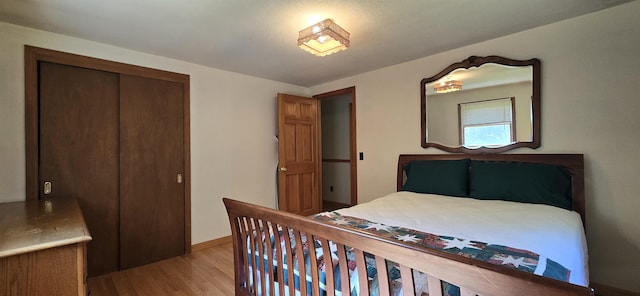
[459,97,516,147]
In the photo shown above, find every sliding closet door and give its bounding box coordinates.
[119,74,185,269]
[39,62,120,276]
[27,46,190,277]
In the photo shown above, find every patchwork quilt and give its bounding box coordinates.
[248,212,571,296]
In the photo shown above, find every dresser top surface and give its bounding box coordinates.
[0,197,92,257]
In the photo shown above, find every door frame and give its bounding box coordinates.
[314,86,357,206]
[24,45,192,253]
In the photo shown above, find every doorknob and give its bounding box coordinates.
[177,173,183,184]
[279,167,288,172]
[43,181,52,195]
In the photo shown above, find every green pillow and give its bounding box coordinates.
[469,160,572,210]
[401,159,470,197]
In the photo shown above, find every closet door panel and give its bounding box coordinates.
[39,62,120,276]
[119,74,185,269]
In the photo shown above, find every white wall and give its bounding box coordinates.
[321,96,352,159]
[0,22,309,244]
[310,2,640,292]
[321,162,351,204]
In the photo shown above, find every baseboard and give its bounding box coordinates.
[191,235,232,251]
[591,282,640,296]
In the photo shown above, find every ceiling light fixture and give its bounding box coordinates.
[298,18,350,57]
[434,78,463,93]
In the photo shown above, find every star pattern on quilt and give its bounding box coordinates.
[395,233,420,243]
[310,212,570,280]
[270,211,575,295]
[365,222,392,232]
[441,238,481,250]
[332,217,350,226]
[317,211,335,217]
[494,255,537,269]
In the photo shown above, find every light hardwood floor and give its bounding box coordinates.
[86,240,640,296]
[87,241,234,295]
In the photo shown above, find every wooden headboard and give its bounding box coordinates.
[397,154,586,226]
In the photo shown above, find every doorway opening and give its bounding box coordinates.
[314,87,357,212]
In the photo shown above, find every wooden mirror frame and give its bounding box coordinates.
[421,55,541,153]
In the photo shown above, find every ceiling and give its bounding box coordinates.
[425,64,533,95]
[0,0,634,87]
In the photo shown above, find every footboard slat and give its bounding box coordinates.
[307,233,321,296]
[335,243,350,296]
[282,226,295,296]
[354,249,370,296]
[399,265,414,296]
[293,230,308,296]
[427,275,443,296]
[254,219,268,294]
[224,198,595,296]
[319,237,336,296]
[238,217,252,293]
[247,218,260,294]
[272,222,286,295]
[263,221,276,295]
[375,256,390,296]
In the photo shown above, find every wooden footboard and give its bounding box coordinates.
[224,198,594,296]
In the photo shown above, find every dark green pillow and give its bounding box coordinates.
[401,159,470,197]
[469,160,572,210]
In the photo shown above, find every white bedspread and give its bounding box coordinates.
[334,191,589,286]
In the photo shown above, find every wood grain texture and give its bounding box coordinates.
[0,197,90,296]
[39,61,120,277]
[1,243,87,296]
[0,197,91,257]
[119,74,185,270]
[25,45,191,201]
[25,46,192,276]
[224,197,595,296]
[277,93,321,216]
[87,242,234,296]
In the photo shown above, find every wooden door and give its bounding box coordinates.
[277,93,321,216]
[27,46,191,277]
[119,74,185,269]
[39,62,120,276]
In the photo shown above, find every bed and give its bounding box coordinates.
[223,154,594,296]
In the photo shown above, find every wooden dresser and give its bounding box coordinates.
[0,197,91,295]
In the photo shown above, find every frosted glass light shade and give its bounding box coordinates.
[434,80,463,93]
[298,19,350,57]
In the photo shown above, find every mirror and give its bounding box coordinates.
[421,55,541,153]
